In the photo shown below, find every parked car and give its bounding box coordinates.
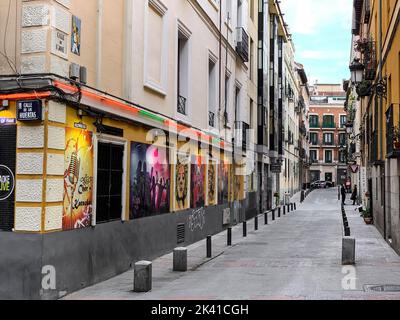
[311,181,333,189]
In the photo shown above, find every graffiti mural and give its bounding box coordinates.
[191,156,205,209]
[208,161,217,206]
[188,207,206,232]
[130,142,170,219]
[175,154,190,211]
[218,162,229,204]
[63,128,94,230]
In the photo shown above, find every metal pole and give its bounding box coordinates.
[243,221,247,237]
[207,236,212,258]
[264,211,268,225]
[227,227,232,246]
[255,216,258,231]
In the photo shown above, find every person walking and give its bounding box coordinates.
[341,184,347,206]
[351,185,358,206]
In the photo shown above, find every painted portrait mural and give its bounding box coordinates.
[207,161,217,206]
[63,128,94,230]
[218,162,229,204]
[130,142,170,219]
[191,156,205,209]
[175,154,190,211]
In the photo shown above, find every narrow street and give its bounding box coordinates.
[65,189,400,300]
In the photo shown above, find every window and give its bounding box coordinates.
[250,37,254,81]
[310,150,318,163]
[224,74,231,126]
[339,150,346,163]
[96,142,124,223]
[237,0,243,27]
[250,0,254,21]
[310,132,318,145]
[309,115,319,128]
[325,150,333,163]
[177,25,190,115]
[225,0,232,23]
[340,115,347,128]
[208,55,217,127]
[323,115,335,128]
[323,133,334,145]
[339,133,346,146]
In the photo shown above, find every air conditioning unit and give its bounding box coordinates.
[80,66,87,84]
[69,63,80,81]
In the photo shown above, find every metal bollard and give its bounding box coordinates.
[283,206,286,215]
[173,247,188,272]
[264,211,268,225]
[294,203,297,211]
[278,207,281,218]
[243,221,247,237]
[272,209,276,221]
[134,261,152,292]
[287,204,291,213]
[227,227,232,246]
[344,227,351,237]
[206,236,212,258]
[255,216,258,231]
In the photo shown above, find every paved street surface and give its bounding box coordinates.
[65,189,400,300]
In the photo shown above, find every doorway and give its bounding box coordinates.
[325,173,333,182]
[95,141,125,224]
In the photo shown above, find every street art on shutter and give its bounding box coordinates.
[207,160,217,206]
[191,155,205,209]
[130,142,171,219]
[175,153,190,211]
[63,128,94,230]
[218,162,229,204]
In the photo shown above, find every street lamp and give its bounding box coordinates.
[349,58,365,84]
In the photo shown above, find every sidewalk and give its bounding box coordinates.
[64,189,400,300]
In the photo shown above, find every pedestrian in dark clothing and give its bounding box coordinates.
[351,185,358,205]
[341,184,346,205]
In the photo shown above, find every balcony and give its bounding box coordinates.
[386,104,400,159]
[177,95,187,115]
[355,37,377,81]
[236,27,249,62]
[209,111,215,128]
[309,122,320,129]
[322,122,336,129]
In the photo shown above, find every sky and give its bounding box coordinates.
[280,0,354,85]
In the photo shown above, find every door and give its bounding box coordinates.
[0,125,16,231]
[96,142,124,223]
[325,173,333,182]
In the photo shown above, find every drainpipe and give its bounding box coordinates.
[378,0,386,239]
[96,0,103,89]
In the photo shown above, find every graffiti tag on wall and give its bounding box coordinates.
[188,207,206,232]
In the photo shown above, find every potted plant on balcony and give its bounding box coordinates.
[356,80,372,97]
[360,208,373,224]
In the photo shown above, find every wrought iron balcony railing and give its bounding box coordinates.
[309,122,319,129]
[322,122,336,129]
[209,111,215,128]
[177,95,187,115]
[386,104,400,159]
[236,27,249,62]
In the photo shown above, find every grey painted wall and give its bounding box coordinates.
[0,200,253,300]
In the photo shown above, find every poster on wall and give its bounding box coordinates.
[71,16,81,55]
[218,162,229,204]
[175,153,190,211]
[63,128,94,230]
[207,160,217,206]
[191,156,205,209]
[0,124,16,231]
[130,142,170,219]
